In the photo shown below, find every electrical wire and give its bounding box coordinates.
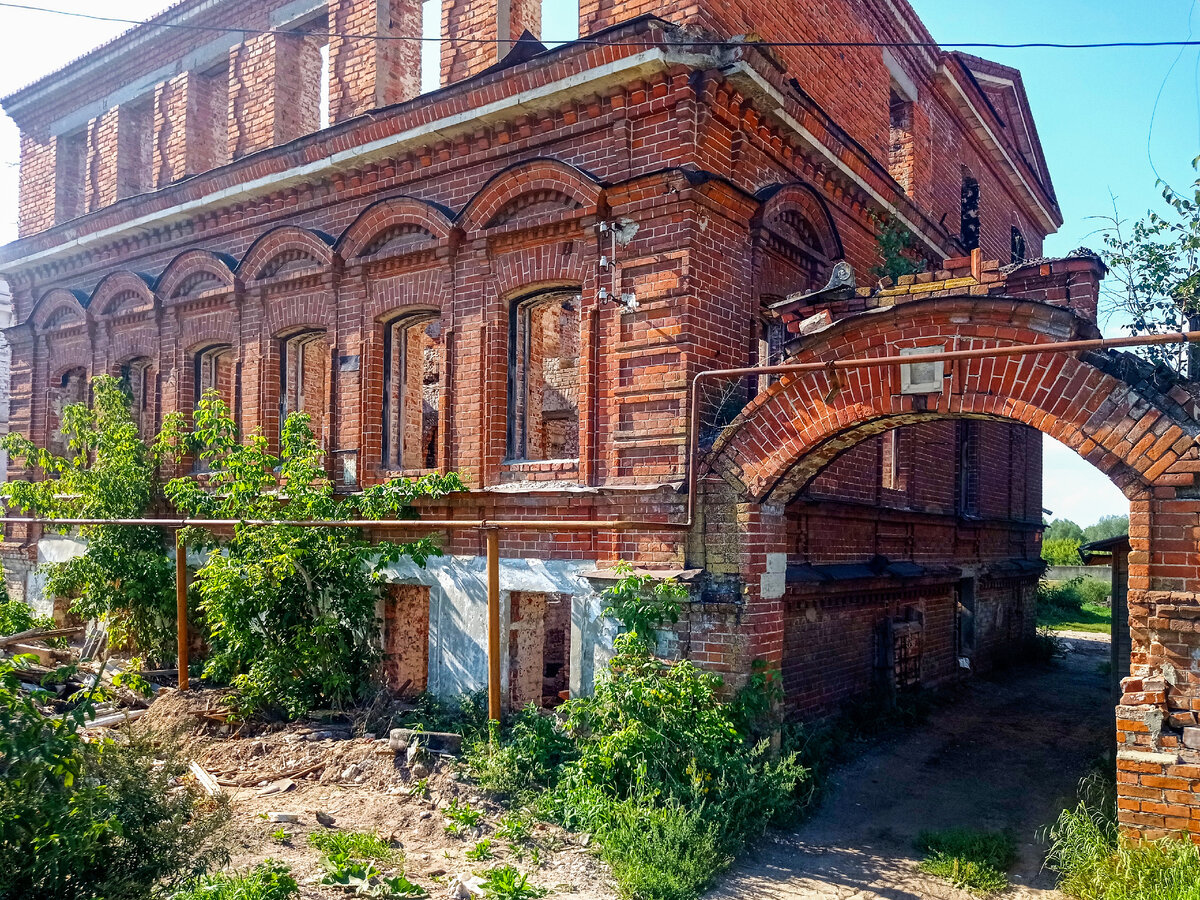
[1146,0,1198,190]
[0,0,1199,50]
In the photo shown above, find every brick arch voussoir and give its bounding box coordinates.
[239,226,337,282]
[708,297,1200,505]
[29,288,89,332]
[458,158,604,234]
[753,180,843,259]
[364,268,452,322]
[179,309,238,353]
[108,328,161,369]
[263,292,335,338]
[156,249,238,303]
[491,243,594,301]
[338,196,455,259]
[89,271,156,318]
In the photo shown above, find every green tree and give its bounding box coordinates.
[1,375,177,661]
[1082,514,1129,543]
[1044,519,1085,543]
[1099,157,1200,372]
[157,391,464,718]
[870,213,928,283]
[1042,537,1083,566]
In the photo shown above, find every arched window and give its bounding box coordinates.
[381,314,444,470]
[119,357,156,439]
[48,367,87,459]
[194,344,235,409]
[507,290,581,462]
[279,330,327,443]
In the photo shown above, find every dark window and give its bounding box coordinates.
[279,330,327,444]
[507,290,581,461]
[956,420,979,517]
[960,173,980,251]
[1010,226,1027,265]
[381,315,444,470]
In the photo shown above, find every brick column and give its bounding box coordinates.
[227,33,322,160]
[328,0,423,122]
[1116,493,1200,841]
[84,101,152,212]
[17,132,58,236]
[440,0,541,86]
[153,70,227,186]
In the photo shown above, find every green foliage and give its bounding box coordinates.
[171,861,298,900]
[112,656,154,697]
[600,561,688,645]
[1047,774,1200,900]
[916,828,1016,895]
[1083,515,1129,543]
[318,855,426,897]
[307,830,397,862]
[869,213,928,283]
[1038,578,1113,634]
[393,691,490,745]
[466,839,495,861]
[1,375,178,661]
[466,565,807,900]
[478,866,546,900]
[0,659,229,899]
[444,797,484,836]
[1099,157,1200,372]
[495,811,533,844]
[1045,519,1085,543]
[1042,537,1083,566]
[158,390,463,719]
[0,598,54,635]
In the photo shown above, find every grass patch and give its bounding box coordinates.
[1047,774,1200,900]
[1037,578,1112,633]
[307,830,397,862]
[916,828,1016,895]
[1038,601,1112,634]
[171,861,298,900]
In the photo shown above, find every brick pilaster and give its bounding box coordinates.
[227,32,322,160]
[153,70,228,187]
[328,0,423,123]
[440,0,541,87]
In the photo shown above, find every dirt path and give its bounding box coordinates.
[711,634,1113,900]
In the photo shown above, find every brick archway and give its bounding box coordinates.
[708,295,1200,842]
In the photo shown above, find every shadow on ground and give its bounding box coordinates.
[711,633,1113,900]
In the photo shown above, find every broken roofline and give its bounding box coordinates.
[0,17,1059,275]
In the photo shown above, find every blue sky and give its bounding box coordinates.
[2,1,1198,527]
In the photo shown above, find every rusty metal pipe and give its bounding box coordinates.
[0,516,687,531]
[176,531,189,691]
[485,528,502,723]
[684,329,1200,526]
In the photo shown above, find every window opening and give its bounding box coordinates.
[381,314,444,470]
[960,172,980,251]
[507,290,580,462]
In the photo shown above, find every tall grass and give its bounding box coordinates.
[1046,775,1200,900]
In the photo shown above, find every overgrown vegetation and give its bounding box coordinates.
[2,375,179,662]
[0,597,54,635]
[916,828,1016,895]
[1037,578,1112,633]
[157,390,463,719]
[307,830,398,862]
[870,213,928,283]
[466,567,808,900]
[308,828,423,897]
[1098,156,1200,373]
[1047,774,1200,900]
[0,658,230,899]
[170,861,298,900]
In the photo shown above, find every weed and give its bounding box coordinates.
[466,839,495,861]
[479,866,547,900]
[307,830,397,862]
[916,828,1015,895]
[171,860,298,900]
[597,800,727,900]
[496,811,533,843]
[444,798,484,836]
[1046,773,1200,899]
[271,827,291,843]
[319,855,425,897]
[410,777,430,798]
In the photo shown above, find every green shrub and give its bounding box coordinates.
[0,660,229,899]
[171,861,298,900]
[0,598,52,635]
[597,800,726,900]
[1047,775,1200,900]
[307,830,397,862]
[916,828,1015,894]
[158,391,463,719]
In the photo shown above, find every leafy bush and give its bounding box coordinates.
[171,861,298,900]
[479,866,546,900]
[307,830,397,862]
[916,828,1015,894]
[158,391,463,718]
[466,567,808,900]
[0,659,229,899]
[1042,537,1083,566]
[2,375,178,661]
[1046,774,1200,900]
[0,598,54,635]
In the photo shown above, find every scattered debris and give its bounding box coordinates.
[189,760,224,797]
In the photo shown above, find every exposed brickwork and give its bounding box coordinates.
[6,0,1199,842]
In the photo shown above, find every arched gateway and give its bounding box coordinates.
[707,291,1200,842]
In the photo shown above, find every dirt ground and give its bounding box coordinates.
[709,632,1114,900]
[135,692,616,899]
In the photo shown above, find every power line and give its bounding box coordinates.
[1,0,1200,50]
